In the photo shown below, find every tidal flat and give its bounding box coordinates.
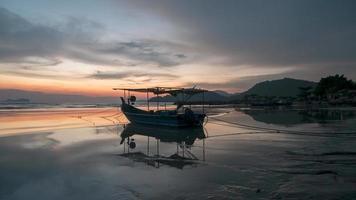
[1,107,356,200]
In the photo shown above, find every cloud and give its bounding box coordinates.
[126,0,356,68]
[188,63,356,92]
[175,54,187,59]
[0,7,64,64]
[2,2,356,91]
[87,40,187,67]
[87,70,179,80]
[1,70,71,79]
[0,7,188,68]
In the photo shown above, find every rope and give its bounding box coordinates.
[101,112,122,118]
[204,115,209,126]
[208,121,263,131]
[76,107,117,118]
[205,130,276,138]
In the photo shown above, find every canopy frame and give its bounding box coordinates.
[113,86,207,112]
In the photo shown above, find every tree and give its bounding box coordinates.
[298,86,313,101]
[314,74,355,98]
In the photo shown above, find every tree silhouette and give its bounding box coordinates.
[298,86,313,101]
[314,74,355,98]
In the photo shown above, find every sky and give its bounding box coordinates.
[0,0,355,97]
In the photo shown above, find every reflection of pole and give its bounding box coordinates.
[123,138,126,153]
[182,142,185,158]
[147,137,150,155]
[127,137,130,153]
[157,139,160,168]
[203,139,206,161]
[156,139,159,156]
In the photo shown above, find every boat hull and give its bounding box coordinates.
[123,112,205,127]
[120,98,205,127]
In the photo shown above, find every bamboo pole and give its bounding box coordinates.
[147,90,150,111]
[156,93,159,111]
[202,91,205,113]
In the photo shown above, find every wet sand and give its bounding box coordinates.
[1,107,356,199]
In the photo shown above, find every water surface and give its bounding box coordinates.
[1,107,356,199]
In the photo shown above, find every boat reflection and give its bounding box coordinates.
[240,108,356,125]
[118,123,207,169]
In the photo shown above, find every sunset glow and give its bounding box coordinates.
[0,0,355,97]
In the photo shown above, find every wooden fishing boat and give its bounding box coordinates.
[113,87,207,127]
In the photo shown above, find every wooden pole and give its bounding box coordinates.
[128,91,130,104]
[156,93,159,111]
[182,88,184,109]
[147,90,150,111]
[202,91,205,113]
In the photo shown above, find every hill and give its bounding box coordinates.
[149,91,227,103]
[0,78,317,105]
[234,78,317,98]
[213,90,234,97]
[0,89,118,104]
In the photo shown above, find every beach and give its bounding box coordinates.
[1,107,356,199]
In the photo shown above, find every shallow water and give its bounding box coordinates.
[0,107,356,199]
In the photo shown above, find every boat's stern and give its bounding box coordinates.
[183,108,206,127]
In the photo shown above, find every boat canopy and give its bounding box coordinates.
[113,87,207,96]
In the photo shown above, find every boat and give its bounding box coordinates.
[113,87,207,127]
